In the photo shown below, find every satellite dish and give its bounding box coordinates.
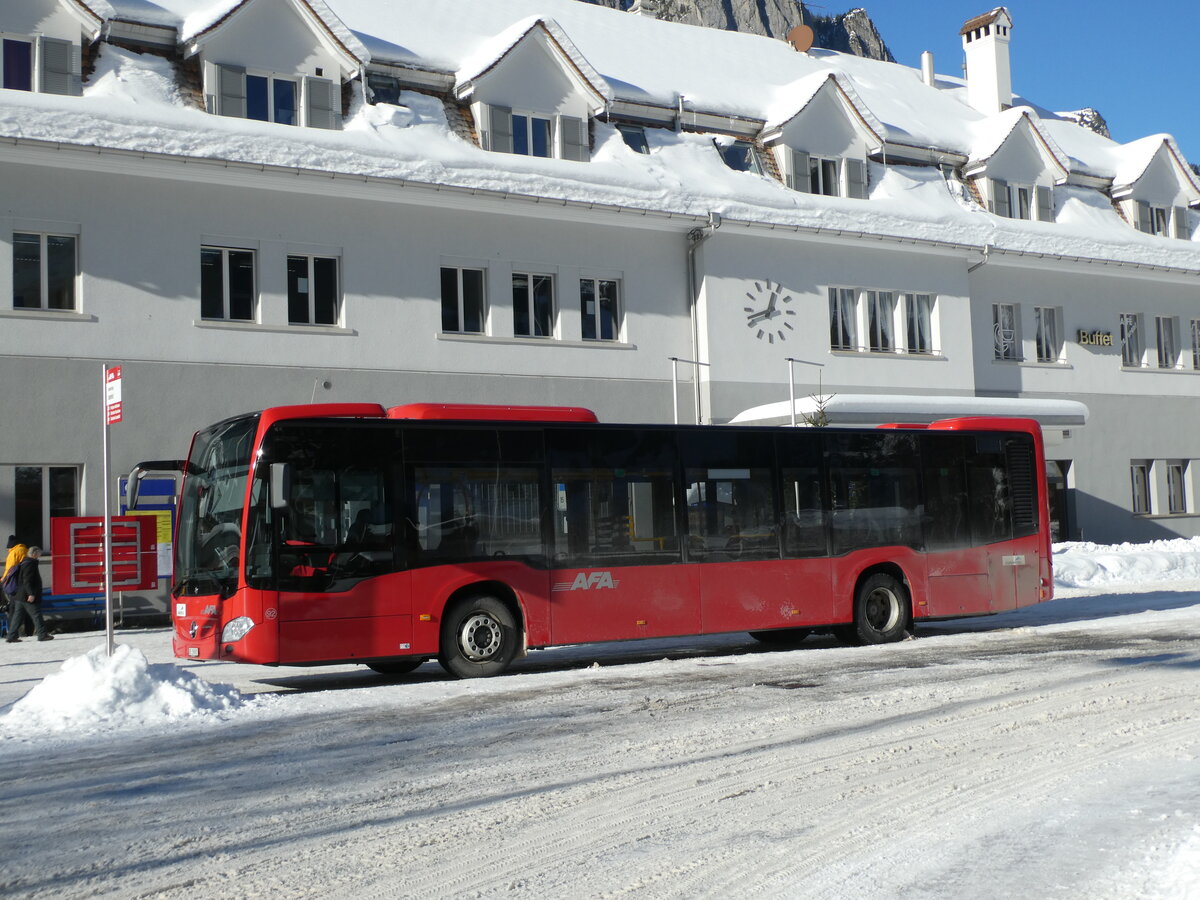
[787,24,815,52]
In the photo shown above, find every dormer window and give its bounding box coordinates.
[367,73,402,105]
[781,149,868,199]
[206,65,340,129]
[477,105,589,162]
[513,112,552,158]
[247,74,297,125]
[990,179,1053,222]
[2,37,33,91]
[1134,202,1190,239]
[718,140,762,175]
[1,34,80,95]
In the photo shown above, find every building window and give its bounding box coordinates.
[209,66,338,129]
[287,255,338,326]
[904,293,934,354]
[580,278,619,341]
[12,232,76,310]
[811,156,841,196]
[1130,462,1151,514]
[200,247,255,321]
[991,181,1053,221]
[2,37,33,91]
[440,266,485,334]
[1135,201,1170,237]
[1191,319,1200,370]
[1034,306,1063,363]
[513,272,554,337]
[247,74,297,125]
[14,465,78,551]
[617,124,649,154]
[1155,316,1179,368]
[829,287,857,351]
[1120,313,1142,367]
[718,140,762,175]
[865,290,895,352]
[992,303,1019,360]
[1167,462,1187,514]
[513,113,552,158]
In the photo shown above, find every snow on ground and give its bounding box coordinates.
[0,540,1198,898]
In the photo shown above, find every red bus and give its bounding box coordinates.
[135,403,1053,678]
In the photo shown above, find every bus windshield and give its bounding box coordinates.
[175,414,259,597]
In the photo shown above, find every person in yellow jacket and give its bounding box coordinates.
[4,536,28,638]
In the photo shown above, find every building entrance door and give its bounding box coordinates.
[1047,460,1071,542]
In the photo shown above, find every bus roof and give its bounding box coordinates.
[387,403,599,423]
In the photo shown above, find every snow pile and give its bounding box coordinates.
[2,643,252,736]
[1054,537,1200,588]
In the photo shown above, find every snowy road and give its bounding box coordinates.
[2,554,1200,897]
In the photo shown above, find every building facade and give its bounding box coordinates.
[2,0,1200,614]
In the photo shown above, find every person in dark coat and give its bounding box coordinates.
[5,545,52,643]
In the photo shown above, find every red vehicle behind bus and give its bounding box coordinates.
[136,403,1053,678]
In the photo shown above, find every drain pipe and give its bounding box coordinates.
[968,242,992,273]
[686,212,721,424]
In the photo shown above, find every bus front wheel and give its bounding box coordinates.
[844,573,911,645]
[438,595,519,679]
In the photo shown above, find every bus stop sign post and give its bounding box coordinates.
[103,365,122,657]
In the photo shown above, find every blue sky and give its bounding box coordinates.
[860,1,1198,163]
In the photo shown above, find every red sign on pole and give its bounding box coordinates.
[105,365,123,425]
[51,516,157,592]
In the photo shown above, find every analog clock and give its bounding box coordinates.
[743,280,796,343]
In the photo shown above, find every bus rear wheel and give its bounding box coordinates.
[844,573,911,645]
[438,595,519,679]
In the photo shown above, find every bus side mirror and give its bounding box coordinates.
[270,463,291,510]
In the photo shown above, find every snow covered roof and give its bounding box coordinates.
[729,395,1090,428]
[762,72,885,151]
[966,107,1071,183]
[180,0,369,66]
[4,0,1199,273]
[454,16,613,110]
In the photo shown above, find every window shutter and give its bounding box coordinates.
[1173,206,1191,240]
[482,104,513,153]
[217,64,246,118]
[845,158,868,199]
[558,114,588,162]
[991,179,1010,217]
[1036,185,1054,222]
[38,37,81,96]
[1135,200,1153,234]
[788,148,812,192]
[304,76,339,129]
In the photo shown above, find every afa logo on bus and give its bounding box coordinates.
[553,571,620,591]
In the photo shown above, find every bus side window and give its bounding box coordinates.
[967,436,1012,544]
[549,427,681,567]
[780,466,825,557]
[921,435,970,551]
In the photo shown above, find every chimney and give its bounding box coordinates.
[959,7,1012,115]
[921,51,935,87]
[629,0,659,18]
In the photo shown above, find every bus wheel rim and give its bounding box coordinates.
[865,587,900,633]
[460,613,502,661]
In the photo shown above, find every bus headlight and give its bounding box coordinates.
[221,617,255,643]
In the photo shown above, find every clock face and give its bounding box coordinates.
[743,279,796,343]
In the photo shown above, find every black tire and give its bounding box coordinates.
[367,659,426,676]
[438,594,520,679]
[749,627,811,646]
[845,572,911,645]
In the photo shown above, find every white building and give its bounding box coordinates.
[3,0,1200,613]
